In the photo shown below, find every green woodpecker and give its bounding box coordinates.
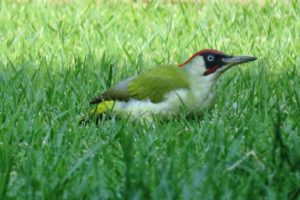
[81,49,256,123]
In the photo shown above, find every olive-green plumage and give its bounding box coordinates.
[128,65,189,103]
[90,64,190,104]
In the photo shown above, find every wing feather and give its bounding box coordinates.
[90,65,189,104]
[89,76,135,104]
[127,65,189,103]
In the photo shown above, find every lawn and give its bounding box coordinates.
[0,0,300,199]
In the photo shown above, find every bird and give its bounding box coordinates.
[80,49,256,124]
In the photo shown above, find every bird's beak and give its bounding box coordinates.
[222,56,257,66]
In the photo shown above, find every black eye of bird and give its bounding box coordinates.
[207,55,215,62]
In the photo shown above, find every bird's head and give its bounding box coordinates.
[179,49,257,78]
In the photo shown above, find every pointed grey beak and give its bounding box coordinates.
[222,56,257,65]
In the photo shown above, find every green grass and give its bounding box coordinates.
[1,0,300,199]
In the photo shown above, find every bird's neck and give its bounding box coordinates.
[180,57,218,89]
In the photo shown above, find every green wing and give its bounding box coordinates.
[127,65,190,103]
[90,65,190,104]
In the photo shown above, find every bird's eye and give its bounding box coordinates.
[207,55,215,62]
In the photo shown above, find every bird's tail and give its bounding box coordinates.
[79,100,115,125]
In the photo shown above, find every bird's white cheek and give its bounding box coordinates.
[185,56,206,76]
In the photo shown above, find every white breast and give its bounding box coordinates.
[113,78,216,120]
[113,89,188,119]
